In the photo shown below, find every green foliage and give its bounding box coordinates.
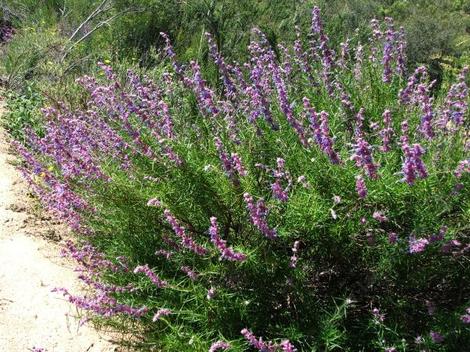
[2,84,43,141]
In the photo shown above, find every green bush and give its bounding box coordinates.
[2,84,44,141]
[15,8,470,351]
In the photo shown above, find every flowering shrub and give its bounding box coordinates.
[15,7,469,351]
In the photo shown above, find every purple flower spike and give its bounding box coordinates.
[355,175,368,199]
[401,142,428,185]
[134,264,168,288]
[351,137,378,179]
[164,209,208,255]
[209,340,231,352]
[409,236,429,254]
[430,331,444,344]
[380,109,393,152]
[241,329,276,352]
[152,308,171,322]
[372,211,388,223]
[290,241,300,268]
[209,217,246,262]
[461,307,470,324]
[280,340,297,352]
[244,193,277,239]
[181,266,199,281]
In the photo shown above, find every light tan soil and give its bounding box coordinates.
[0,103,120,351]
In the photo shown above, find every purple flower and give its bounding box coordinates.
[190,61,219,117]
[207,287,216,300]
[430,331,444,343]
[372,211,388,223]
[271,179,289,202]
[461,307,470,324]
[372,307,385,323]
[147,198,162,207]
[351,137,379,179]
[416,84,434,139]
[152,308,172,322]
[409,236,429,254]
[209,340,231,352]
[280,340,297,352]
[155,249,173,259]
[164,209,208,255]
[380,109,393,152]
[134,264,168,288]
[399,66,427,105]
[206,32,236,96]
[440,239,462,253]
[303,100,340,162]
[355,175,368,199]
[181,266,199,281]
[290,241,300,268]
[396,26,407,76]
[311,6,323,34]
[438,66,468,129]
[354,44,364,80]
[382,18,396,83]
[297,175,310,188]
[244,193,277,239]
[454,159,469,178]
[214,137,246,184]
[388,232,398,244]
[401,141,428,185]
[209,217,246,262]
[241,328,276,352]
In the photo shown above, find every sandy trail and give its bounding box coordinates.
[0,104,119,351]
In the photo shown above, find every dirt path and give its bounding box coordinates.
[0,104,119,351]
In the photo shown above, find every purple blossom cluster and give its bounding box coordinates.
[209,217,246,261]
[0,22,15,43]
[269,158,292,202]
[180,266,199,281]
[152,308,172,322]
[209,341,231,352]
[56,241,145,318]
[241,328,277,351]
[379,109,393,152]
[461,307,470,324]
[409,236,429,254]
[241,329,296,352]
[214,137,247,184]
[14,142,92,232]
[289,241,300,268]
[244,193,277,239]
[439,66,468,129]
[164,209,208,255]
[303,97,341,164]
[400,142,428,185]
[134,264,168,288]
[351,136,379,179]
[399,66,427,105]
[355,175,368,199]
[430,331,444,343]
[454,159,470,178]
